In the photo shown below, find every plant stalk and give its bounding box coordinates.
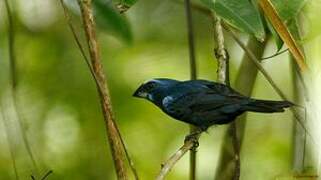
[77,0,128,179]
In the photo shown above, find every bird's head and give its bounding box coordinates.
[133,78,178,103]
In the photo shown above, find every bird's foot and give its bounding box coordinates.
[184,130,202,150]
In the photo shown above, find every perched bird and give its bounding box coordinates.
[133,78,293,131]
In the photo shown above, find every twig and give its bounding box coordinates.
[261,49,288,60]
[213,15,240,180]
[40,170,53,180]
[156,133,201,180]
[213,16,229,85]
[59,1,139,179]
[184,0,198,179]
[76,0,129,179]
[4,0,39,177]
[215,37,268,180]
[224,25,310,138]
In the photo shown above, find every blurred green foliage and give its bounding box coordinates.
[0,0,317,179]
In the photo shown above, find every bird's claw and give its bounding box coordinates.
[184,131,201,150]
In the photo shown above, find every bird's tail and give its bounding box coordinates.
[243,99,294,113]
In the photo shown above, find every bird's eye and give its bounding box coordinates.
[144,82,157,91]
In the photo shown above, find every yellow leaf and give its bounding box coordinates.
[259,0,307,71]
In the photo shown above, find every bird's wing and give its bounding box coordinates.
[193,80,244,97]
[162,91,246,116]
[188,92,246,113]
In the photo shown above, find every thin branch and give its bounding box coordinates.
[261,49,288,60]
[184,0,198,179]
[76,0,129,179]
[213,16,229,85]
[4,0,39,176]
[213,15,240,180]
[173,0,211,17]
[156,133,201,180]
[40,170,53,180]
[215,37,268,180]
[223,25,310,138]
[59,1,139,179]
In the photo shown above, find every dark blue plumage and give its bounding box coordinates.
[133,78,293,130]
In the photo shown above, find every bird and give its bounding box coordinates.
[133,78,293,131]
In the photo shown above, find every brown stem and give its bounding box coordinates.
[213,15,240,180]
[213,16,229,85]
[60,1,139,178]
[77,0,128,179]
[214,36,268,180]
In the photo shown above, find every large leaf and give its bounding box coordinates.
[265,18,284,51]
[262,0,307,52]
[259,0,307,71]
[93,0,132,43]
[201,0,266,41]
[271,0,308,21]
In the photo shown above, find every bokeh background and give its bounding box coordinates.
[0,0,320,179]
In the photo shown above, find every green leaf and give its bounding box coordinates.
[93,0,132,43]
[261,0,307,53]
[201,0,265,41]
[271,0,308,21]
[265,18,283,51]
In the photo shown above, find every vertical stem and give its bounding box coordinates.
[184,0,198,179]
[212,15,240,180]
[215,21,267,180]
[214,32,267,179]
[4,0,39,176]
[214,16,229,85]
[291,61,306,173]
[290,19,307,173]
[77,0,128,179]
[184,0,197,80]
[232,38,267,147]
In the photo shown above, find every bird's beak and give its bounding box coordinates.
[133,88,140,97]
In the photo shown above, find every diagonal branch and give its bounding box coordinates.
[223,25,310,137]
[59,1,139,179]
[76,0,130,179]
[156,133,201,180]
